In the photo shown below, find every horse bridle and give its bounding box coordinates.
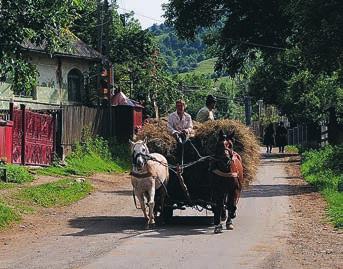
[132,143,150,167]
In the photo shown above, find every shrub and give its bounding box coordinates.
[301,145,343,228]
[5,164,34,183]
[39,130,130,176]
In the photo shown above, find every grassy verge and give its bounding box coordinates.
[37,135,130,177]
[301,145,343,228]
[0,182,16,190]
[0,164,34,184]
[0,200,20,229]
[285,145,299,154]
[16,179,93,207]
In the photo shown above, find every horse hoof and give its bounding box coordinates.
[214,224,223,234]
[226,222,234,230]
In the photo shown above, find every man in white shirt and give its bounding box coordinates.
[196,94,216,123]
[167,99,193,142]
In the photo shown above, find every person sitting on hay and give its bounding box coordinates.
[196,94,217,123]
[167,99,194,144]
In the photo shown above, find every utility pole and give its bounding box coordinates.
[97,0,104,54]
[257,99,263,137]
[96,0,103,107]
[244,96,252,126]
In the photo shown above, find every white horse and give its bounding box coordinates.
[129,138,169,227]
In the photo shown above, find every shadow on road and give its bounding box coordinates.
[65,216,214,238]
[241,184,315,198]
[99,190,132,196]
[261,153,299,159]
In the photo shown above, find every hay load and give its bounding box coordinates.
[137,119,260,183]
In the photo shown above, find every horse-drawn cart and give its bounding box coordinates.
[132,119,259,232]
[152,131,244,232]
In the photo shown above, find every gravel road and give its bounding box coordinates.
[0,153,325,269]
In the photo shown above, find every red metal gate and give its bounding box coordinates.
[12,107,55,166]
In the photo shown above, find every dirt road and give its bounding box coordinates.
[0,153,341,269]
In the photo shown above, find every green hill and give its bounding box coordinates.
[182,58,216,76]
[149,23,208,74]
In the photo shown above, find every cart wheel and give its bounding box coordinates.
[162,207,173,223]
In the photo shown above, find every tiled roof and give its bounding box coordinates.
[22,31,103,60]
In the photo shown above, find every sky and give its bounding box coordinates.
[117,0,168,29]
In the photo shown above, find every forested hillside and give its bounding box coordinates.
[149,24,209,74]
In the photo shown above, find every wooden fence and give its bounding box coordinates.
[287,125,308,146]
[12,105,55,166]
[59,105,116,157]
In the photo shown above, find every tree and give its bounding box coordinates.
[285,0,343,74]
[164,0,291,75]
[0,0,82,95]
[73,5,179,115]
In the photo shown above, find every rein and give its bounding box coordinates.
[129,171,152,178]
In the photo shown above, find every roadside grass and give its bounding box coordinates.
[285,145,299,154]
[301,145,343,228]
[0,200,20,229]
[37,135,130,177]
[0,164,34,184]
[0,182,16,190]
[16,179,93,208]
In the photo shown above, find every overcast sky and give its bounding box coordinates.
[117,0,168,29]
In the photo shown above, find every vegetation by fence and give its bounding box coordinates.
[59,105,115,157]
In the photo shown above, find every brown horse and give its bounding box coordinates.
[211,130,243,233]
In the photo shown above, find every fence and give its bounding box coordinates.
[287,125,308,146]
[12,105,56,166]
[0,102,143,164]
[59,105,116,157]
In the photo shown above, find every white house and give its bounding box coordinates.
[0,35,104,109]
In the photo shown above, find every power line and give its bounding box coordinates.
[229,38,286,51]
[117,7,164,23]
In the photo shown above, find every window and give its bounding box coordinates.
[67,68,84,102]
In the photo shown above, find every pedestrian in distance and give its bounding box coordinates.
[263,123,275,153]
[275,121,288,153]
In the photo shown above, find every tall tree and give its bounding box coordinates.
[164,0,291,75]
[0,0,82,94]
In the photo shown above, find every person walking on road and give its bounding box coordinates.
[275,121,288,153]
[263,123,275,153]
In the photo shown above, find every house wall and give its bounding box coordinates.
[0,52,95,110]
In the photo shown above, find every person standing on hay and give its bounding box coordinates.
[263,123,275,153]
[167,99,194,143]
[196,94,217,123]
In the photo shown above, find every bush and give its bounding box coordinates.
[301,145,343,228]
[39,130,130,176]
[6,164,34,183]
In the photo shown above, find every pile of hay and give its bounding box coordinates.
[137,119,260,183]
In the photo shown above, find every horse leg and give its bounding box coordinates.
[225,178,241,230]
[137,192,149,225]
[213,188,224,234]
[221,194,227,221]
[147,188,156,225]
